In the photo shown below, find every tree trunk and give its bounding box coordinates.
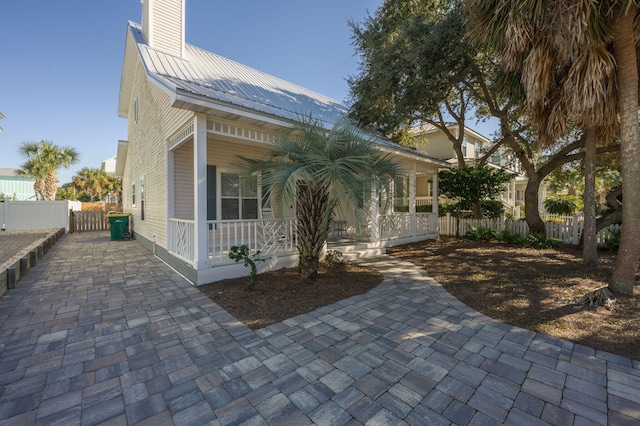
[582,127,598,266]
[472,202,482,219]
[297,186,331,280]
[523,174,545,234]
[44,171,58,201]
[610,9,640,294]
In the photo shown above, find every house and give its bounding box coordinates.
[0,168,36,201]
[101,156,117,175]
[412,123,549,217]
[116,0,448,285]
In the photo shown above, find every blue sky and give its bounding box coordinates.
[0,0,381,184]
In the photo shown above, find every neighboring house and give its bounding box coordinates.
[412,123,548,217]
[0,168,36,201]
[101,156,117,175]
[116,0,449,285]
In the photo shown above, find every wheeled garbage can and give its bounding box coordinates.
[107,213,132,240]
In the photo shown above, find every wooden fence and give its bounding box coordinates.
[70,210,109,232]
[438,213,621,246]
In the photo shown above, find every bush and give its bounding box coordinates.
[500,230,523,244]
[544,195,583,215]
[603,228,620,252]
[229,245,264,290]
[519,233,563,249]
[466,226,499,241]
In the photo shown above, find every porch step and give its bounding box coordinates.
[340,247,386,261]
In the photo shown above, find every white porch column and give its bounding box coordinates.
[193,113,208,269]
[409,171,416,236]
[370,181,379,242]
[432,171,439,234]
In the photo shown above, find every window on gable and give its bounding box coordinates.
[220,173,258,220]
[133,97,139,124]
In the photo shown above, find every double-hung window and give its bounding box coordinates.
[220,173,258,220]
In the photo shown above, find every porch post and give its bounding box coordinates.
[432,171,439,234]
[409,171,416,237]
[370,181,379,242]
[193,113,208,269]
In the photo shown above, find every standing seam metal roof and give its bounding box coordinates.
[126,22,449,167]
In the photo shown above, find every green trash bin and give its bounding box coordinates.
[107,213,132,241]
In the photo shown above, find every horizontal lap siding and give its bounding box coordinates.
[122,56,193,248]
[174,140,194,220]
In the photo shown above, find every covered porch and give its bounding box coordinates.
[164,114,443,285]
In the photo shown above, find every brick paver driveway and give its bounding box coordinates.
[0,232,638,425]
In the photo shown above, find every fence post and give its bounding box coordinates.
[572,214,580,245]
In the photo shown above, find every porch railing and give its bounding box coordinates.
[168,218,195,264]
[379,212,437,240]
[208,218,298,264]
[168,217,298,267]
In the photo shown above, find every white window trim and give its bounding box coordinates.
[217,169,262,220]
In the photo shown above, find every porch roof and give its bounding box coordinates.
[121,21,449,169]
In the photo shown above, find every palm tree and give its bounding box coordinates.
[237,116,404,280]
[466,1,639,296]
[72,167,111,202]
[16,159,47,200]
[18,140,80,201]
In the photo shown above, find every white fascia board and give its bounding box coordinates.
[172,90,294,129]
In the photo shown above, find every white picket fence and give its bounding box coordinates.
[438,213,620,246]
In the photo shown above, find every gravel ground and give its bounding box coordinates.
[0,230,58,267]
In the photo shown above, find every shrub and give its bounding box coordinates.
[229,245,264,290]
[500,230,523,244]
[520,233,563,249]
[324,249,345,265]
[603,228,620,252]
[466,226,499,241]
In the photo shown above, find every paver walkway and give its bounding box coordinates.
[0,232,638,425]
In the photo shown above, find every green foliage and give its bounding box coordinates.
[72,167,120,202]
[603,228,620,252]
[438,165,513,218]
[544,195,583,215]
[228,245,264,291]
[500,230,523,244]
[519,233,563,249]
[394,204,433,213]
[481,200,505,219]
[440,199,505,219]
[324,249,345,265]
[17,140,80,201]
[235,115,404,280]
[55,187,77,201]
[466,226,498,241]
[348,0,474,135]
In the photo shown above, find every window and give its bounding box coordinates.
[220,173,258,220]
[132,183,136,206]
[461,141,467,157]
[140,177,145,221]
[133,97,139,124]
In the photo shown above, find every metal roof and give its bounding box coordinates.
[130,22,346,127]
[124,22,449,168]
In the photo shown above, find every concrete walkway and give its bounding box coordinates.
[0,232,638,425]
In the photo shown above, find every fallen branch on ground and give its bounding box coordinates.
[575,286,616,309]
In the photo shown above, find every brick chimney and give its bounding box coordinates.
[141,0,185,58]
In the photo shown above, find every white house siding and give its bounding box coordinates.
[171,135,272,219]
[173,140,194,220]
[143,0,184,58]
[122,56,192,248]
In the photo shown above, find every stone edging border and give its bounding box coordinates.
[0,228,66,298]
